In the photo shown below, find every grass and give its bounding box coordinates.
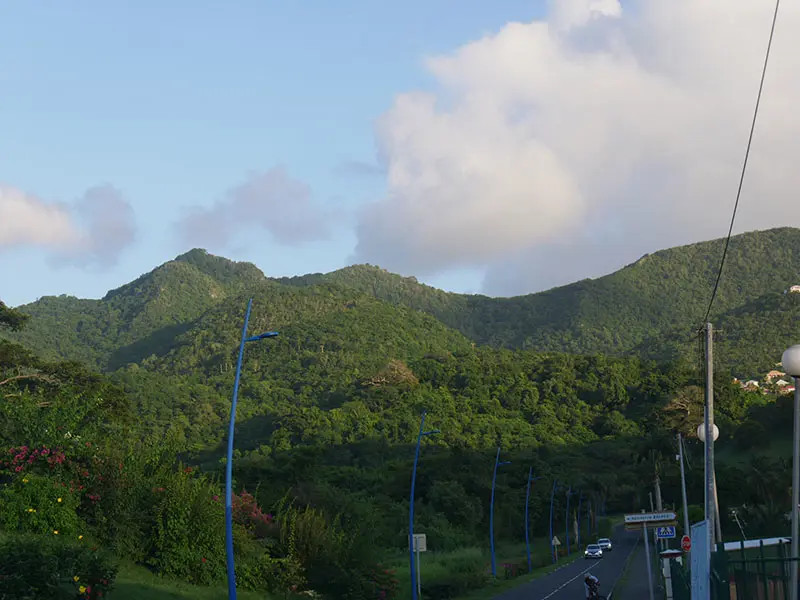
[108,563,273,600]
[382,531,607,600]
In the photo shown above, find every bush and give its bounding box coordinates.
[0,474,81,536]
[0,534,117,600]
[148,465,227,585]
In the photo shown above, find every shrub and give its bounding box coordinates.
[0,474,81,536]
[148,465,227,585]
[0,533,117,600]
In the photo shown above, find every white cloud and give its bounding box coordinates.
[354,0,800,294]
[174,167,333,250]
[0,185,136,267]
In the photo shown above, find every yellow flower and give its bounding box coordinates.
[73,575,80,582]
[78,535,83,540]
[22,478,28,483]
[53,530,59,535]
[79,585,86,593]
[57,497,62,503]
[27,508,34,513]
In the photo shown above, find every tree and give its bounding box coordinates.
[0,301,28,331]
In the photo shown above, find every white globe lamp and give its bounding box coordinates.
[696,423,719,442]
[783,345,800,378]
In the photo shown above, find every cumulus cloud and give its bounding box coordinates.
[354,0,800,294]
[0,185,136,267]
[175,167,333,249]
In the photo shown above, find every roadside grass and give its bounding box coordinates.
[384,533,601,600]
[109,562,274,600]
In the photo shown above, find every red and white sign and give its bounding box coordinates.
[681,535,692,552]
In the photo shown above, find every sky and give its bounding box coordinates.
[2,0,799,307]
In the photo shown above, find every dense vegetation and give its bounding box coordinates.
[1,228,798,598]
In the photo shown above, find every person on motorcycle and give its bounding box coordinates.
[584,573,600,598]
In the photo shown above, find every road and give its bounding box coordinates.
[494,529,641,600]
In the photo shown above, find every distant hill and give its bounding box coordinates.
[5,228,800,376]
[3,249,268,370]
[279,228,800,370]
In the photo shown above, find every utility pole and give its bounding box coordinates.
[655,470,665,551]
[704,323,716,549]
[678,433,690,538]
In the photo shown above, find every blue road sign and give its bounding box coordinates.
[656,525,676,539]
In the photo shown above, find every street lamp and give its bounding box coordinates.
[565,487,578,555]
[226,299,279,600]
[490,448,511,578]
[781,344,800,600]
[525,469,544,573]
[409,411,440,600]
[549,480,559,563]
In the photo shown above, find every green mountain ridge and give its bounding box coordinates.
[5,227,800,376]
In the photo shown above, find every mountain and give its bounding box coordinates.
[280,227,800,372]
[6,227,800,377]
[3,249,267,370]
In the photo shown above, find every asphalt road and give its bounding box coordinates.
[494,529,641,600]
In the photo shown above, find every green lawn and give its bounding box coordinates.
[109,563,273,600]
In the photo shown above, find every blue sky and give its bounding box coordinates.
[0,0,544,306]
[4,1,797,308]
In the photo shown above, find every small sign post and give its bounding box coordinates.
[681,535,692,553]
[412,534,427,596]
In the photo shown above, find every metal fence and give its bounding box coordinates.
[711,540,796,600]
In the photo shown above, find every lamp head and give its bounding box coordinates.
[782,345,800,377]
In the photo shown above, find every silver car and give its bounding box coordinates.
[598,538,612,552]
[584,543,603,559]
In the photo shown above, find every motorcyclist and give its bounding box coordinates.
[584,573,600,599]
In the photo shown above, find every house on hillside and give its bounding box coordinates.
[781,385,796,395]
[766,370,786,382]
[775,379,790,387]
[789,285,800,293]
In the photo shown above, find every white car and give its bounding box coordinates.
[598,538,612,552]
[584,544,603,559]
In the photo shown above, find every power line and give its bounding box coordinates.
[701,0,781,325]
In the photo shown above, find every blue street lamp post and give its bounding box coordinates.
[409,411,440,600]
[490,448,512,578]
[525,469,543,573]
[565,487,578,556]
[549,480,558,563]
[225,299,278,600]
[587,498,592,539]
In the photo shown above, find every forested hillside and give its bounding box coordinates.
[6,228,800,378]
[1,226,796,597]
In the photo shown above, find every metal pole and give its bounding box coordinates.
[643,514,656,600]
[225,299,254,600]
[704,322,716,551]
[490,448,500,577]
[577,492,583,549]
[791,381,800,600]
[409,412,426,600]
[416,544,422,598]
[678,433,690,537]
[549,480,557,563]
[525,468,533,573]
[565,487,572,556]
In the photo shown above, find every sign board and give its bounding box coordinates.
[690,521,710,600]
[412,533,427,552]
[681,535,691,552]
[552,536,561,546]
[625,520,677,531]
[624,511,677,524]
[656,526,676,539]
